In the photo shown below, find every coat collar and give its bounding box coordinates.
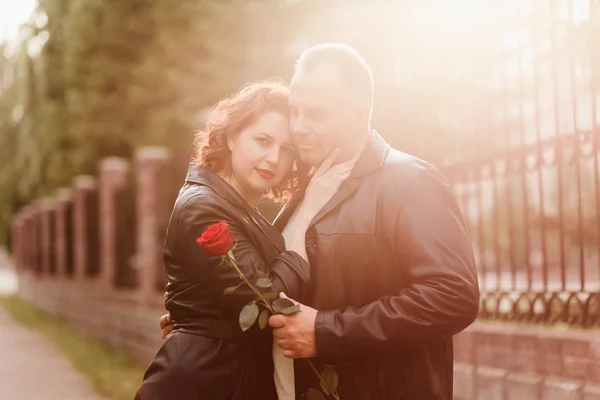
[185,163,285,252]
[350,130,390,178]
[185,163,250,212]
[274,130,390,230]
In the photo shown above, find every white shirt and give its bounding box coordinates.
[273,200,305,399]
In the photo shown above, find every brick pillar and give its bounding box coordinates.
[30,205,40,276]
[11,212,23,272]
[55,188,74,279]
[136,147,172,304]
[98,157,130,289]
[114,178,137,289]
[73,175,99,281]
[20,206,32,274]
[30,204,43,276]
[40,198,57,277]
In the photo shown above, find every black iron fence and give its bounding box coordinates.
[439,0,600,326]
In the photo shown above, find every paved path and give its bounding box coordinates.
[0,249,104,400]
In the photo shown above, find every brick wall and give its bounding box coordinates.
[454,323,600,400]
[18,273,164,366]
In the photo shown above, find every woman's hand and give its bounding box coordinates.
[299,149,357,219]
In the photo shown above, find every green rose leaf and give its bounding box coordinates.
[272,297,296,314]
[258,309,270,330]
[253,270,269,279]
[255,277,273,288]
[280,304,301,315]
[239,303,259,332]
[306,388,326,400]
[223,282,243,295]
[320,365,339,396]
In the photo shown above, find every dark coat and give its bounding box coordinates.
[274,132,480,400]
[135,164,311,400]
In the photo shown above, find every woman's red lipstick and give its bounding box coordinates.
[255,168,274,179]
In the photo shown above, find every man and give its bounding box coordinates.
[161,43,479,399]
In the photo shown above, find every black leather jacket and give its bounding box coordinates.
[275,132,480,400]
[161,164,311,399]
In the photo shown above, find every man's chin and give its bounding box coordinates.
[298,149,326,167]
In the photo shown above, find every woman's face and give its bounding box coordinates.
[228,111,295,201]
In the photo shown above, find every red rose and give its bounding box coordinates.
[196,221,234,256]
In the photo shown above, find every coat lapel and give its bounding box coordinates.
[308,131,390,229]
[307,178,359,229]
[248,210,286,253]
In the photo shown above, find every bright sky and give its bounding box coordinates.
[0,0,36,43]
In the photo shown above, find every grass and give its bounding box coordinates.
[0,295,146,400]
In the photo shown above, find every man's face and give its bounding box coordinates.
[288,66,358,167]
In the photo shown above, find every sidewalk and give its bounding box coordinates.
[0,250,104,400]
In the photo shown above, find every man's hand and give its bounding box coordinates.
[159,291,174,340]
[159,313,174,340]
[269,293,318,359]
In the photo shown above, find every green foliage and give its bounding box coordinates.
[0,0,292,245]
[321,365,340,396]
[307,388,327,400]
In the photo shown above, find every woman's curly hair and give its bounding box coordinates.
[194,80,310,201]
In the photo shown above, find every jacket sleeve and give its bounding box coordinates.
[314,166,479,361]
[178,194,311,315]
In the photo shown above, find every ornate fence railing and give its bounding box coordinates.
[440,0,600,326]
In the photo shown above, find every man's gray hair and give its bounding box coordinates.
[294,42,374,110]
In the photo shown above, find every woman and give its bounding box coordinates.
[135,81,353,399]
